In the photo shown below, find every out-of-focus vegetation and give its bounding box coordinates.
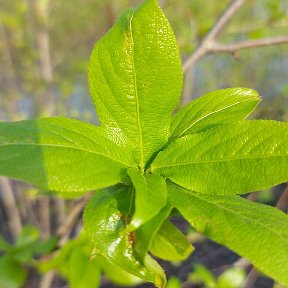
[0,1,287,287]
[0,0,287,123]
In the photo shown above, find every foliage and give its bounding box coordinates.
[0,226,57,288]
[188,264,246,288]
[0,0,288,287]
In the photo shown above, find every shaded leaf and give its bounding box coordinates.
[127,167,167,230]
[150,220,194,261]
[97,255,143,286]
[135,203,172,260]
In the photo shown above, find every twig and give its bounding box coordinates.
[241,268,259,288]
[57,193,92,246]
[38,196,51,238]
[183,0,245,74]
[211,36,288,54]
[276,184,288,212]
[0,177,23,238]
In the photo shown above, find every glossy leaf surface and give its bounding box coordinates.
[97,255,143,286]
[170,88,260,140]
[150,220,194,261]
[127,167,167,230]
[152,121,288,195]
[83,186,166,287]
[89,0,182,168]
[0,117,132,192]
[168,184,288,286]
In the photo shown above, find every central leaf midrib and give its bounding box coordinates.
[129,11,144,171]
[153,153,288,170]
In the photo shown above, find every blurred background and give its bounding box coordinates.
[0,0,287,287]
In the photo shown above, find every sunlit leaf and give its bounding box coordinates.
[89,0,182,168]
[152,121,288,195]
[170,88,260,140]
[168,184,288,286]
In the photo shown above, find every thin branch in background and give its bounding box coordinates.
[276,184,288,212]
[57,193,92,246]
[0,177,23,238]
[211,36,288,54]
[39,193,92,288]
[183,0,246,75]
[181,0,288,106]
[242,268,259,288]
[38,197,51,239]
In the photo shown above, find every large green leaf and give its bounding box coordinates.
[0,117,133,192]
[88,0,182,169]
[83,185,166,287]
[127,167,167,231]
[170,88,260,140]
[152,121,288,195]
[168,184,288,286]
[150,220,194,261]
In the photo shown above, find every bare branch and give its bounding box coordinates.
[57,193,92,246]
[183,0,245,73]
[211,36,288,53]
[0,177,23,238]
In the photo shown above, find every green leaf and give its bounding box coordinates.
[33,236,58,256]
[170,88,260,140]
[166,277,181,288]
[135,203,172,260]
[188,264,216,287]
[152,121,288,195]
[0,236,11,252]
[88,0,182,169]
[15,225,39,248]
[97,255,143,286]
[150,220,194,261]
[0,256,27,288]
[0,117,133,193]
[127,167,167,231]
[168,184,288,286]
[39,232,100,288]
[83,186,166,287]
[217,267,246,288]
[69,249,101,288]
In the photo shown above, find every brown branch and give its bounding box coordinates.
[211,36,288,53]
[0,177,23,238]
[39,193,92,288]
[57,193,92,245]
[276,184,288,212]
[183,0,245,74]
